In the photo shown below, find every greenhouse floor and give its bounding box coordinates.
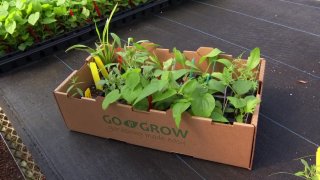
[0,0,319,179]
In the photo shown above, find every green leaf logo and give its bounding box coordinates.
[124,120,138,128]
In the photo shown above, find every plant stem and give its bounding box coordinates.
[222,87,228,114]
[205,61,212,74]
[212,61,216,72]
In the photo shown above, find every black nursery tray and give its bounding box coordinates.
[0,0,182,74]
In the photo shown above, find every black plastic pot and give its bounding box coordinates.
[0,0,183,74]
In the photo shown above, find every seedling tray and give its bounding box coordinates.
[0,0,182,74]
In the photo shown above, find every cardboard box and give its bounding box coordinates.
[54,46,266,169]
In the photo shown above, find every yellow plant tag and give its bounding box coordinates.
[89,62,103,90]
[84,88,92,98]
[94,56,109,79]
[317,147,320,177]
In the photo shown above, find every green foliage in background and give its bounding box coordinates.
[0,0,148,56]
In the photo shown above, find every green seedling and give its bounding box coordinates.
[66,77,84,97]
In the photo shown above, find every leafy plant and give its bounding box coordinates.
[65,3,263,128]
[66,77,84,97]
[204,47,261,123]
[270,147,320,180]
[0,0,151,56]
[66,3,121,65]
[294,159,318,180]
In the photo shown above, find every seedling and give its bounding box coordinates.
[66,77,84,97]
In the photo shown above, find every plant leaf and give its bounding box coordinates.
[5,20,16,34]
[133,43,147,51]
[163,58,173,70]
[208,79,226,93]
[76,88,83,97]
[134,56,148,64]
[31,1,42,12]
[121,85,142,104]
[66,84,74,94]
[81,6,90,17]
[300,159,310,171]
[247,47,261,70]
[232,80,253,95]
[154,69,163,77]
[154,96,177,111]
[211,72,223,81]
[293,171,304,177]
[133,98,149,111]
[199,48,223,64]
[125,71,140,89]
[41,17,56,24]
[211,111,229,123]
[0,10,8,22]
[227,96,246,108]
[185,60,199,70]
[217,58,232,68]
[111,33,121,47]
[179,79,198,95]
[26,3,33,15]
[173,48,185,67]
[158,71,170,91]
[53,6,67,16]
[206,48,223,58]
[172,101,191,128]
[153,89,177,103]
[16,0,25,10]
[191,93,215,117]
[102,90,121,110]
[57,0,66,6]
[28,12,40,25]
[65,44,95,53]
[236,115,244,123]
[0,2,9,11]
[172,69,189,80]
[244,96,261,113]
[134,79,159,105]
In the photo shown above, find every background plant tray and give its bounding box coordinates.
[0,0,182,74]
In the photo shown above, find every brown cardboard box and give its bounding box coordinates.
[54,46,266,169]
